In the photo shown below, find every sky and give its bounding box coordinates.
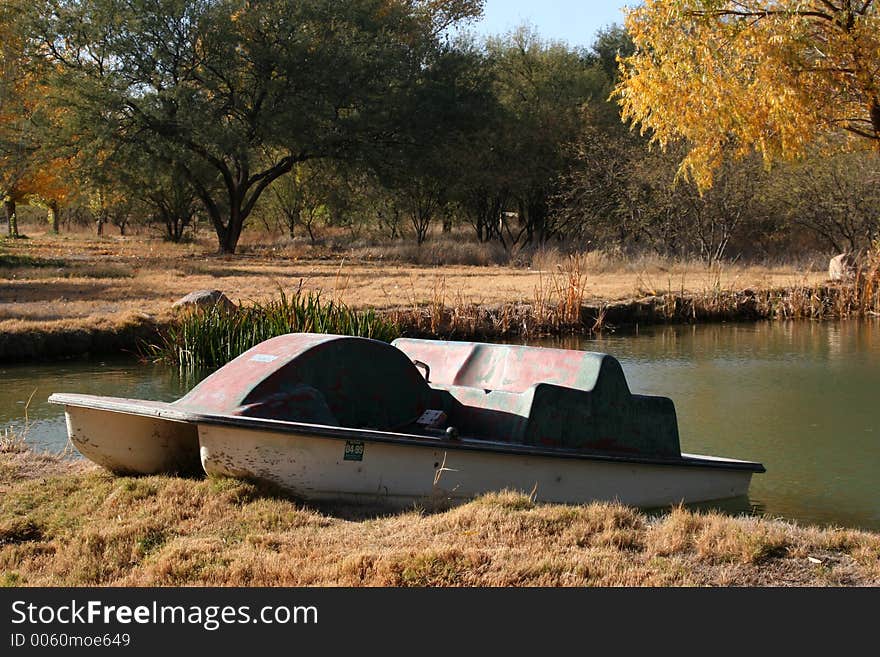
[471,1,631,48]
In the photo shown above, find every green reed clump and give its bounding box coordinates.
[147,290,400,369]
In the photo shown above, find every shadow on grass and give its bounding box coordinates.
[0,280,170,306]
[211,474,459,522]
[0,253,67,268]
[90,466,767,525]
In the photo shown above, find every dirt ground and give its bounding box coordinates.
[0,228,828,335]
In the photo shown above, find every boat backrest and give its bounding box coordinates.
[392,338,629,394]
[430,381,681,458]
[178,334,433,431]
[522,385,680,457]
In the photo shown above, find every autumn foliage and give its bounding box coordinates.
[616,0,880,188]
[0,0,70,234]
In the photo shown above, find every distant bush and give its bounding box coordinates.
[348,238,509,266]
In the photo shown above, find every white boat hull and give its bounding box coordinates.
[63,405,200,475]
[198,423,755,508]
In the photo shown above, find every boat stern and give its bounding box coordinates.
[49,394,201,475]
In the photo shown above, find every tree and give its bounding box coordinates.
[616,0,880,188]
[31,0,485,253]
[470,28,606,247]
[0,0,70,236]
[150,174,200,242]
[373,42,495,245]
[554,116,768,263]
[87,187,136,236]
[763,151,880,254]
[444,51,510,244]
[590,24,634,82]
[142,166,203,243]
[1,0,28,236]
[259,160,336,244]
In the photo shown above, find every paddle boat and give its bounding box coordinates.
[49,334,764,508]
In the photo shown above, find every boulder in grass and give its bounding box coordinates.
[828,253,856,282]
[172,289,236,314]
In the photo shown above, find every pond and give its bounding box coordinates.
[2,319,878,531]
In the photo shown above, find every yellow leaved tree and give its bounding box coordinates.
[615,0,880,188]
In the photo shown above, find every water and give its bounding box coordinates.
[542,321,880,531]
[1,320,878,531]
[0,360,193,451]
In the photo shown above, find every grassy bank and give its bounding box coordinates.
[1,447,878,586]
[0,312,164,363]
[2,228,877,362]
[3,283,878,364]
[390,281,880,339]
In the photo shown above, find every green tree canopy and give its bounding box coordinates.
[470,27,607,246]
[29,0,484,252]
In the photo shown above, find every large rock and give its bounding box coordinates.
[828,253,856,282]
[172,289,236,313]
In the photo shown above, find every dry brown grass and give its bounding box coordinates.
[1,228,825,338]
[2,448,877,587]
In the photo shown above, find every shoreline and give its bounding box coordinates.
[1,447,877,586]
[0,313,167,363]
[2,283,877,363]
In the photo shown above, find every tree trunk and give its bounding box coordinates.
[48,201,60,234]
[4,199,17,237]
[199,157,297,255]
[285,208,299,240]
[413,210,430,245]
[219,208,244,254]
[871,98,880,141]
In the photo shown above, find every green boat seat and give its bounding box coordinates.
[522,384,680,457]
[430,381,680,458]
[430,385,533,442]
[392,338,626,393]
[399,338,681,458]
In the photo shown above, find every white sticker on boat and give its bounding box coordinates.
[250,354,278,363]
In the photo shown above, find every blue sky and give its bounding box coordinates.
[471,1,631,48]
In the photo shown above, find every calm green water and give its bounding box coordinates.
[2,320,878,530]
